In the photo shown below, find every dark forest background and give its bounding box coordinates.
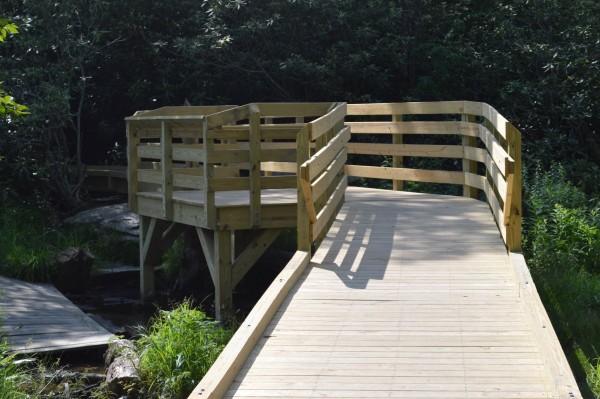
[1,1,600,396]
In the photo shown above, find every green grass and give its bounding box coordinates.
[137,299,234,399]
[0,342,30,399]
[0,203,138,282]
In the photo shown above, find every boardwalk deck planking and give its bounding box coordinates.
[214,187,577,399]
[0,276,114,353]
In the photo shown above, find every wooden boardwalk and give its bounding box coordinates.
[192,187,581,399]
[0,276,114,353]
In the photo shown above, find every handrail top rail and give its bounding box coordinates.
[348,101,510,141]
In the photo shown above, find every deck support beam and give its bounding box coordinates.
[139,216,186,301]
[196,227,283,320]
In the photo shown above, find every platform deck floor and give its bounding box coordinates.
[138,188,297,207]
[224,187,556,399]
[0,276,114,353]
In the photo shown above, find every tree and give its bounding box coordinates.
[0,18,27,123]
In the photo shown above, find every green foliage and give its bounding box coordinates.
[0,18,27,125]
[0,202,139,282]
[524,163,600,396]
[524,164,599,274]
[137,299,233,399]
[0,342,29,399]
[159,238,185,281]
[590,358,600,398]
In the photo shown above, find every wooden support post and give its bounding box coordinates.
[203,120,216,228]
[392,114,404,191]
[506,122,522,251]
[161,121,173,219]
[214,230,233,320]
[297,126,311,253]
[126,121,139,213]
[139,216,166,300]
[462,114,478,199]
[232,228,283,287]
[249,105,261,227]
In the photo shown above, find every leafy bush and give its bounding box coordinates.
[525,164,600,274]
[524,163,600,396]
[137,300,233,399]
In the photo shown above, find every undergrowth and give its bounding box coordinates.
[136,299,234,399]
[0,202,138,282]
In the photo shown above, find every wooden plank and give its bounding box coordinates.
[249,107,262,227]
[506,123,522,251]
[126,121,139,212]
[128,105,236,118]
[260,162,297,173]
[478,124,514,177]
[311,177,347,241]
[214,230,233,320]
[0,276,114,353]
[347,142,464,158]
[308,103,346,141]
[206,105,250,130]
[258,103,332,118]
[311,148,347,201]
[510,253,582,398]
[462,115,478,198]
[346,121,479,137]
[296,126,311,252]
[392,113,404,191]
[301,127,351,181]
[345,165,465,185]
[188,251,310,399]
[347,101,483,116]
[231,228,283,286]
[161,121,173,220]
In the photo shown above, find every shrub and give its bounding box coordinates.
[137,300,233,399]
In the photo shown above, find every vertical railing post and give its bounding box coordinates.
[203,118,216,228]
[126,121,139,213]
[462,114,478,199]
[506,122,522,251]
[392,113,404,191]
[249,104,262,227]
[161,120,173,220]
[297,125,311,253]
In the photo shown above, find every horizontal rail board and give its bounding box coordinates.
[345,165,465,186]
[301,127,351,181]
[260,162,297,173]
[347,143,464,159]
[311,149,347,201]
[308,103,346,141]
[257,103,333,118]
[346,121,480,137]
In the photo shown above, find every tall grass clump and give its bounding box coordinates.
[524,163,600,397]
[0,341,29,399]
[137,300,233,399]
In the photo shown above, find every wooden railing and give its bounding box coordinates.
[126,103,346,231]
[346,101,522,251]
[296,102,348,252]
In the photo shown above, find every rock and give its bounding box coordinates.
[53,248,94,294]
[64,203,139,236]
[105,339,141,396]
